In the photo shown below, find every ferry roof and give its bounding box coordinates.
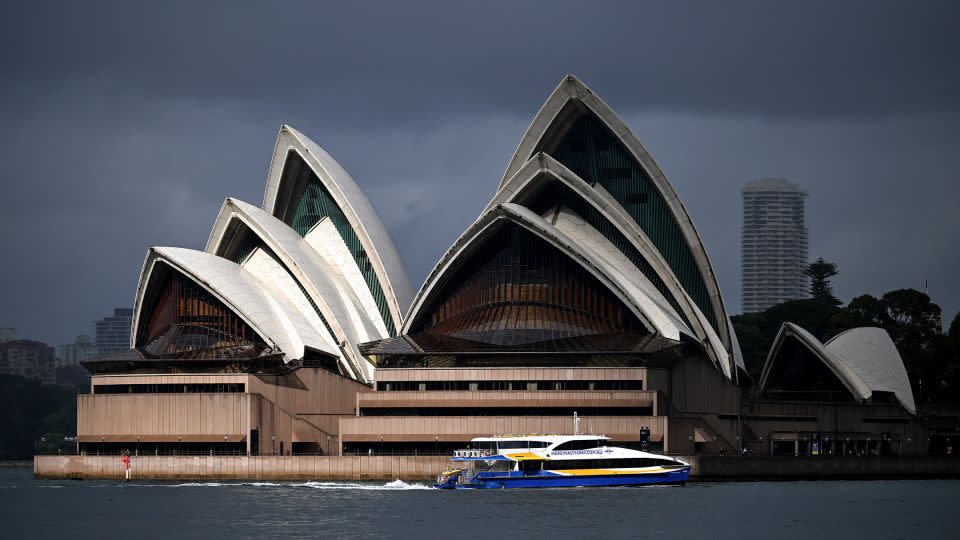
[471,434,610,444]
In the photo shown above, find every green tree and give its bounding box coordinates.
[880,289,942,350]
[34,432,73,455]
[731,313,769,381]
[733,290,959,406]
[803,257,841,305]
[0,375,80,459]
[925,311,960,406]
[826,289,942,405]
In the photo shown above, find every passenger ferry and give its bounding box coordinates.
[435,434,690,489]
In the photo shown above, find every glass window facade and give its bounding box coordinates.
[275,152,396,336]
[546,114,718,332]
[763,337,855,401]
[520,180,691,328]
[135,265,266,357]
[94,383,245,394]
[375,379,643,391]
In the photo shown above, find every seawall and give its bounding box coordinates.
[33,455,960,482]
[34,455,450,481]
[696,456,960,480]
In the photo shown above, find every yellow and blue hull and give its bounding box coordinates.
[436,466,689,489]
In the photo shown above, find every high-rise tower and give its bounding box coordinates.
[741,178,808,313]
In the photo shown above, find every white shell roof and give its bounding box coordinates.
[826,327,916,414]
[499,74,733,357]
[487,153,732,376]
[205,197,383,381]
[132,247,339,363]
[262,125,414,331]
[547,205,693,341]
[759,323,916,414]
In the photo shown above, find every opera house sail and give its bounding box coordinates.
[79,125,412,455]
[347,75,745,454]
[75,75,926,460]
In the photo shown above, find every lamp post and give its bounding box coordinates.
[272,435,276,455]
[101,436,105,456]
[136,436,140,457]
[435,435,439,456]
[327,435,331,455]
[379,435,383,456]
[224,435,228,455]
[178,436,182,455]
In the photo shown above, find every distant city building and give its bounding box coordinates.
[0,339,56,384]
[0,328,15,343]
[741,178,809,313]
[95,308,132,354]
[58,335,99,366]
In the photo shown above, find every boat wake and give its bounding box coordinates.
[148,479,432,490]
[297,479,432,490]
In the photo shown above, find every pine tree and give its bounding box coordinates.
[803,257,840,305]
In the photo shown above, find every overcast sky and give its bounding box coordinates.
[1,1,957,346]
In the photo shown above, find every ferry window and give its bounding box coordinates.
[528,441,550,448]
[470,442,495,452]
[544,458,668,470]
[552,439,601,451]
[545,459,593,469]
[497,441,530,450]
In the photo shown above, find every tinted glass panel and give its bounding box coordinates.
[136,266,267,358]
[277,152,395,335]
[520,181,689,328]
[547,114,718,332]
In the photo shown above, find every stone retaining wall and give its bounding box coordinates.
[697,455,960,479]
[34,455,451,481]
[34,454,960,482]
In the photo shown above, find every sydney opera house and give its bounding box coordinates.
[78,76,926,458]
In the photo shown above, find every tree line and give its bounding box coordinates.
[733,257,960,407]
[0,375,80,459]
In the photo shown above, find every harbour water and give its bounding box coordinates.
[2,468,956,539]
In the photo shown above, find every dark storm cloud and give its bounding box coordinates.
[0,1,957,345]
[3,1,957,119]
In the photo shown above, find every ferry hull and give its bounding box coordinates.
[438,467,690,489]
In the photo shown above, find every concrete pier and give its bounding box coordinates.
[34,454,960,482]
[696,456,960,480]
[34,455,451,482]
